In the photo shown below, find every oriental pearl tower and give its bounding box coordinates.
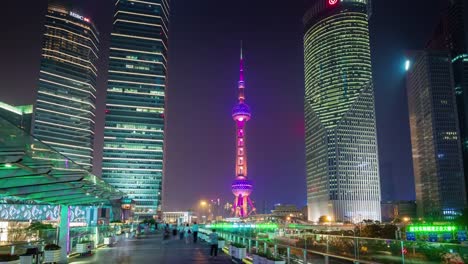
[231,45,255,218]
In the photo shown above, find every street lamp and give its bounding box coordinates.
[199,200,208,223]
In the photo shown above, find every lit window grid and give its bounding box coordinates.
[407,51,467,218]
[102,0,168,215]
[304,12,372,129]
[305,6,381,222]
[33,9,99,171]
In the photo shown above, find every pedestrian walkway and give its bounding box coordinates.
[69,233,232,264]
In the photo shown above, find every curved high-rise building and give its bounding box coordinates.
[102,0,169,217]
[33,1,99,170]
[304,0,381,222]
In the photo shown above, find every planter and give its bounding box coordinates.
[104,237,113,245]
[44,250,60,263]
[218,240,225,249]
[229,246,246,260]
[19,255,32,264]
[253,254,267,264]
[76,243,92,254]
[266,259,285,264]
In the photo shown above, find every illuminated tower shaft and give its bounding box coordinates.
[231,47,255,218]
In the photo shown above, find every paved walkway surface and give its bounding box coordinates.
[69,234,232,264]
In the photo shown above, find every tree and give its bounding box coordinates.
[381,224,397,239]
[455,208,468,227]
[360,224,381,238]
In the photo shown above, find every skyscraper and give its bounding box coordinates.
[407,50,467,219]
[304,0,381,222]
[33,1,99,170]
[102,0,169,217]
[427,0,468,201]
[231,47,255,218]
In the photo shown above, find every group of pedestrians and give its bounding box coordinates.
[177,222,199,243]
[161,222,220,257]
[163,221,199,244]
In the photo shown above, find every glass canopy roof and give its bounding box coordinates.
[0,116,123,206]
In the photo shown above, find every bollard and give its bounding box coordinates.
[287,247,290,264]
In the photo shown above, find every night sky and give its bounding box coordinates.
[0,0,447,212]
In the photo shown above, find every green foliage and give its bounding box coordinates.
[254,251,267,257]
[381,224,398,239]
[266,254,283,261]
[78,240,93,244]
[455,208,468,227]
[44,244,61,250]
[28,222,54,231]
[359,224,397,239]
[231,242,246,248]
[141,218,156,225]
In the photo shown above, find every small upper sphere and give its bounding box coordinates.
[232,103,252,121]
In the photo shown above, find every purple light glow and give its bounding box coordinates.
[231,44,255,218]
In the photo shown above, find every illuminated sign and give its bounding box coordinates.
[407,225,457,233]
[329,0,339,5]
[70,11,90,22]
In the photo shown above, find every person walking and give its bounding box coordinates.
[192,222,199,243]
[163,224,170,244]
[184,223,191,244]
[209,229,219,257]
[178,224,184,240]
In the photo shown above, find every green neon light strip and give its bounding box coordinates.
[206,223,278,229]
[408,225,457,233]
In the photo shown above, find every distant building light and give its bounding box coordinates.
[405,60,411,71]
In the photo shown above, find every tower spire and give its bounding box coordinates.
[239,41,245,102]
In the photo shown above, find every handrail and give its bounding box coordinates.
[200,228,392,263]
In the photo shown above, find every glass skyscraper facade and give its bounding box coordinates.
[102,0,169,216]
[407,50,467,219]
[427,0,468,201]
[33,1,99,171]
[304,0,381,222]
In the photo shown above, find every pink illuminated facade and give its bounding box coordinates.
[231,47,255,218]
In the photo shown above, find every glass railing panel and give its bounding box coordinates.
[403,240,468,264]
[358,237,401,263]
[326,235,356,259]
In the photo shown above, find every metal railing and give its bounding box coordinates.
[200,228,468,264]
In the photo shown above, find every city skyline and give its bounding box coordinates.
[0,0,452,211]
